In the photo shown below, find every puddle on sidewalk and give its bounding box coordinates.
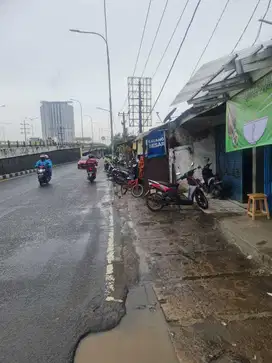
[74,284,178,363]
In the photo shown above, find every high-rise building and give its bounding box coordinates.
[40,101,75,143]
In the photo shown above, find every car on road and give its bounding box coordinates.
[77,156,88,169]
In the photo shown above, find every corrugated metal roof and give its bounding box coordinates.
[171,41,272,106]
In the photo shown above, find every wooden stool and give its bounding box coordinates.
[247,193,270,220]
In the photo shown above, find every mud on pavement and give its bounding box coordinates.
[116,194,272,363]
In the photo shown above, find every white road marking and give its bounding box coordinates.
[97,179,119,302]
[105,200,115,299]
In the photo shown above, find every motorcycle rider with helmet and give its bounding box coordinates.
[35,154,52,178]
[85,154,98,180]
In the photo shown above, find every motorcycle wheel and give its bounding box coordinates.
[131,184,144,198]
[146,193,164,212]
[211,185,222,199]
[195,189,209,209]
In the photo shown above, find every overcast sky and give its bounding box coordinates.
[0,0,271,141]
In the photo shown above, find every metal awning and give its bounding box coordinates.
[171,40,272,111]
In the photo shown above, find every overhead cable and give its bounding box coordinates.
[141,0,170,77]
[252,0,272,45]
[152,0,191,79]
[232,0,261,52]
[190,0,231,77]
[120,0,152,112]
[132,0,153,76]
[150,0,203,118]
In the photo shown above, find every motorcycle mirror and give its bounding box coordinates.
[197,166,201,169]
[190,162,194,167]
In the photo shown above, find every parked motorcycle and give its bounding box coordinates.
[37,166,51,186]
[145,163,208,212]
[201,159,223,198]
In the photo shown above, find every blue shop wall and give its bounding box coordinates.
[215,125,243,202]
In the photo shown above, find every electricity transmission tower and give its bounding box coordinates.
[128,77,152,134]
[20,119,30,143]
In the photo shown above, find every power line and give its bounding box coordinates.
[150,0,203,118]
[253,0,272,45]
[141,0,170,77]
[120,0,152,112]
[190,0,231,78]
[232,0,261,52]
[132,0,153,76]
[152,0,191,79]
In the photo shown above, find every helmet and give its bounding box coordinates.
[40,154,46,161]
[44,154,49,159]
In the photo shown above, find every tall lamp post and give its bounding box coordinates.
[259,19,272,25]
[27,117,39,137]
[96,106,110,113]
[70,2,114,157]
[85,115,94,145]
[70,98,84,141]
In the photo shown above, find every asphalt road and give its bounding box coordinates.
[0,163,126,363]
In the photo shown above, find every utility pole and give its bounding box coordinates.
[118,112,128,141]
[20,119,30,143]
[138,80,143,134]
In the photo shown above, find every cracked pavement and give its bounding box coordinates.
[119,195,272,363]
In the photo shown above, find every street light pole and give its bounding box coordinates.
[103,0,114,158]
[85,115,94,143]
[259,19,272,25]
[70,1,114,158]
[96,107,110,113]
[70,98,84,141]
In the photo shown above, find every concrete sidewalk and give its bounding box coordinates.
[116,195,272,363]
[203,198,272,268]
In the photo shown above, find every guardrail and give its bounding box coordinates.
[0,141,82,148]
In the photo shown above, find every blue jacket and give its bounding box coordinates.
[46,159,53,168]
[35,160,52,169]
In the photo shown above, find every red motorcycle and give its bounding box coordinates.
[87,165,97,183]
[145,164,208,212]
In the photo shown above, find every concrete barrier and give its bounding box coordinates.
[0,148,81,177]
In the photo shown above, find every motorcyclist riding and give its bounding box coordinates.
[35,154,52,178]
[86,154,98,182]
[86,154,98,168]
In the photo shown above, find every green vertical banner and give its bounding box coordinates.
[226,74,272,152]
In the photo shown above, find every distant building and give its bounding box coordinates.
[40,101,75,143]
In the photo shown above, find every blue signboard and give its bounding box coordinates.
[146,130,166,158]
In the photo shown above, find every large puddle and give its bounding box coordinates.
[74,284,178,363]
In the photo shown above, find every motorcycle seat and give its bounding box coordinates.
[158,181,178,188]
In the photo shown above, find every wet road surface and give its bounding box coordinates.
[0,164,126,363]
